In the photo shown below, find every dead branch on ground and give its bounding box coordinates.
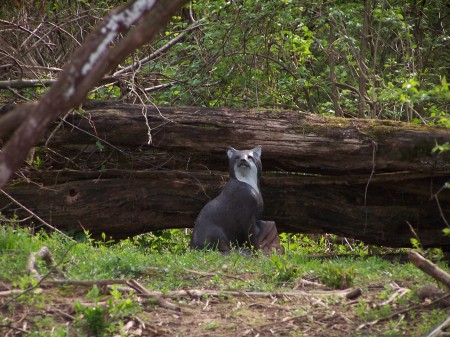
[114,286,362,300]
[408,250,450,288]
[126,279,181,312]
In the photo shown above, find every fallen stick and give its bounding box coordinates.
[126,279,181,312]
[408,250,450,288]
[40,278,360,300]
[125,287,362,300]
[0,290,23,297]
[42,279,128,287]
[426,315,450,337]
[357,292,450,331]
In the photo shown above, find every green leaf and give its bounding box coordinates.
[95,140,104,151]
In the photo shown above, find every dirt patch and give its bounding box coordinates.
[1,280,447,337]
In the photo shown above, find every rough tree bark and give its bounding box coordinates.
[2,102,449,249]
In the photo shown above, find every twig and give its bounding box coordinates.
[364,139,377,231]
[60,118,170,169]
[0,79,56,89]
[42,279,128,287]
[126,279,181,312]
[181,267,245,281]
[0,189,76,241]
[426,315,450,337]
[44,110,73,147]
[0,323,29,334]
[0,290,23,297]
[434,193,450,228]
[406,221,421,245]
[47,308,76,321]
[256,312,309,329]
[0,215,33,223]
[113,21,204,77]
[357,293,450,331]
[379,282,410,307]
[2,243,76,307]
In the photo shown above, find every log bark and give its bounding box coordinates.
[408,250,450,288]
[2,102,450,249]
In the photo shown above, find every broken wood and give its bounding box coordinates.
[408,250,450,288]
[1,103,449,248]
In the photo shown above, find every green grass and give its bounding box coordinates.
[0,226,443,289]
[0,225,449,336]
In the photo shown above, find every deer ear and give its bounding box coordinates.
[252,145,262,158]
[226,147,236,159]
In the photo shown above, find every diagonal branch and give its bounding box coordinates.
[0,0,188,188]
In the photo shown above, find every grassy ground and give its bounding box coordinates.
[0,226,449,337]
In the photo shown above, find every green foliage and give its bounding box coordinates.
[0,225,46,282]
[268,253,301,283]
[318,262,355,289]
[1,0,448,121]
[134,229,191,254]
[280,232,369,256]
[132,0,449,121]
[73,285,141,336]
[443,228,450,237]
[410,237,422,250]
[74,286,108,336]
[432,141,450,154]
[1,225,448,336]
[95,140,105,152]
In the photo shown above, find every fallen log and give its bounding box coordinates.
[1,102,449,248]
[41,101,450,175]
[408,250,450,288]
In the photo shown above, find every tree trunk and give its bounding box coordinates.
[2,102,449,249]
[358,0,371,118]
[328,18,344,118]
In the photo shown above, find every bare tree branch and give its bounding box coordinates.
[0,0,188,188]
[114,21,203,77]
[0,79,56,89]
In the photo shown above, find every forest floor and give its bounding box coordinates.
[1,228,449,336]
[1,270,448,337]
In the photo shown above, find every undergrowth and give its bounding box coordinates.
[0,226,443,289]
[0,225,448,336]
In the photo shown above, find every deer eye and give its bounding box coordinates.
[248,155,255,162]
